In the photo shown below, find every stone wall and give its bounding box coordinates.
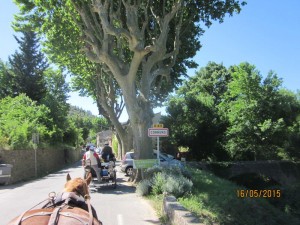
[0,147,81,184]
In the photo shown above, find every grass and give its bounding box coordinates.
[146,194,170,225]
[178,168,300,225]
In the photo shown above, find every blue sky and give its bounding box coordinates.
[1,1,299,121]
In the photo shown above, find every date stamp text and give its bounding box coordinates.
[236,189,281,198]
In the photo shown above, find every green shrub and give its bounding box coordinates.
[178,168,300,225]
[152,172,167,195]
[165,174,193,197]
[145,164,191,179]
[0,94,52,149]
[144,165,163,178]
[136,179,152,196]
[268,183,300,218]
[137,165,193,198]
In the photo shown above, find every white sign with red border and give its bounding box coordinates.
[148,128,169,137]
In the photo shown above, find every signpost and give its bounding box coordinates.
[148,128,169,137]
[32,132,39,177]
[148,126,169,165]
[133,159,158,169]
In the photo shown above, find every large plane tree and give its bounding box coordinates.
[14,0,246,160]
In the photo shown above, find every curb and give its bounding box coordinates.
[163,195,204,225]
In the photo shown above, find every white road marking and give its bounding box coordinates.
[117,214,123,225]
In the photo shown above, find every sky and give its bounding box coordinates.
[1,1,299,122]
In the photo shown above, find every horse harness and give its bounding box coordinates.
[12,192,100,225]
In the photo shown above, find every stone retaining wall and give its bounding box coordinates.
[0,148,81,184]
[163,195,203,225]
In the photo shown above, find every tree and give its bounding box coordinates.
[2,38,71,143]
[8,31,48,103]
[0,94,52,149]
[162,62,231,160]
[0,60,16,98]
[70,63,132,157]
[164,62,300,161]
[268,89,300,160]
[41,68,70,142]
[67,106,109,146]
[14,0,246,162]
[219,63,299,160]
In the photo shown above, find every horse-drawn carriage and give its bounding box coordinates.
[84,158,117,190]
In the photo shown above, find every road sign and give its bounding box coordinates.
[148,128,169,137]
[133,159,158,169]
[153,124,164,128]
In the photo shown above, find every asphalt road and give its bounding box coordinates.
[0,161,160,225]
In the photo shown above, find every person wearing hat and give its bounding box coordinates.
[82,145,102,183]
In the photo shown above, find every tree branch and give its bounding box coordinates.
[93,0,132,44]
[140,0,183,98]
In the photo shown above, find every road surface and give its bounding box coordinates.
[0,161,160,225]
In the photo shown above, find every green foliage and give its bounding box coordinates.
[41,68,70,142]
[163,62,231,160]
[62,117,80,146]
[13,0,246,99]
[164,174,193,198]
[145,194,169,225]
[1,31,72,145]
[178,168,300,225]
[152,172,167,195]
[136,165,193,198]
[268,183,300,218]
[164,62,300,161]
[145,164,192,180]
[0,60,15,98]
[219,63,300,160]
[66,106,109,146]
[136,179,152,196]
[13,0,246,160]
[0,94,53,149]
[8,31,48,103]
[112,134,118,157]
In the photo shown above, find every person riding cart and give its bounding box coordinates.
[101,143,115,163]
[83,144,117,190]
[82,145,102,183]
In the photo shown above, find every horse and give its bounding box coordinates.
[7,173,102,225]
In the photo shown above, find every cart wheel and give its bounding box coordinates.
[113,171,117,189]
[125,166,133,176]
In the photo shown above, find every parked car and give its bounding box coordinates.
[153,150,175,160]
[120,152,135,176]
[120,151,183,176]
[153,151,183,167]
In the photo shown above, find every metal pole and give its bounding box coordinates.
[32,131,39,177]
[157,136,160,165]
[34,145,37,177]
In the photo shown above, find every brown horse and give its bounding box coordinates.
[7,173,102,225]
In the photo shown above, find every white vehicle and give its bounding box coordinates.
[120,152,135,176]
[120,151,183,176]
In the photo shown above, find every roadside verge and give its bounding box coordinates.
[163,195,204,225]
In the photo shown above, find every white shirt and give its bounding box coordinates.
[84,150,98,166]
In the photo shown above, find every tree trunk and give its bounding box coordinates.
[114,123,133,157]
[128,102,153,159]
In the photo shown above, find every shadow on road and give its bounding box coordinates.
[91,183,136,195]
[90,171,137,194]
[0,161,82,191]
